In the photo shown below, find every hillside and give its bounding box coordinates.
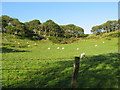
[87,30,120,39]
[1,32,119,88]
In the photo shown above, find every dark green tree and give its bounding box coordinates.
[42,20,62,37]
[91,20,118,34]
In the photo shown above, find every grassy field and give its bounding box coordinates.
[1,34,120,88]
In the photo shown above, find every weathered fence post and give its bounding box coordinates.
[71,57,80,88]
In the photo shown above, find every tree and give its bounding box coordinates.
[74,26,84,38]
[2,15,13,32]
[5,25,15,34]
[24,19,41,31]
[0,17,2,32]
[42,20,62,37]
[24,19,41,39]
[1,15,86,40]
[91,20,119,34]
[60,24,84,38]
[38,24,45,35]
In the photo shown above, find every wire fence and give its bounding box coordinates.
[2,57,73,61]
[2,57,80,88]
[2,57,75,71]
[2,57,77,84]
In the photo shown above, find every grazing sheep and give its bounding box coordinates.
[95,44,98,47]
[34,43,37,46]
[28,45,30,47]
[18,42,20,44]
[80,53,86,59]
[62,47,64,50]
[48,48,50,50]
[103,41,105,43]
[77,48,79,50]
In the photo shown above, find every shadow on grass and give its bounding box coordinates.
[77,53,120,88]
[3,53,120,88]
[1,47,30,53]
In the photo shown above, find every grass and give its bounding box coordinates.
[1,33,119,88]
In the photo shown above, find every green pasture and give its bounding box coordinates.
[1,35,119,88]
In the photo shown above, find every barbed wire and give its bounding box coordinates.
[2,57,74,61]
[1,57,76,70]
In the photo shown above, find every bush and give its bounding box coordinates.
[78,34,89,38]
[49,36,78,44]
[86,34,100,39]
[49,36,65,43]
[108,32,120,38]
[87,30,120,39]
[105,37,111,40]
[60,37,78,44]
[102,30,120,38]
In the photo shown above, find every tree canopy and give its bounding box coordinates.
[91,20,119,35]
[1,15,85,40]
[1,15,118,40]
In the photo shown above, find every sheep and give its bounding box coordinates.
[34,43,37,46]
[77,48,79,50]
[62,47,64,50]
[95,44,98,47]
[80,53,86,59]
[48,48,50,50]
[28,45,30,47]
[57,47,60,49]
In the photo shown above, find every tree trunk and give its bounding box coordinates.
[55,32,58,37]
[49,30,50,37]
[44,28,47,36]
[76,34,78,38]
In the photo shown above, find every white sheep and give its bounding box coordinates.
[62,47,64,50]
[80,53,86,59]
[34,43,37,46]
[48,48,50,50]
[95,44,98,47]
[28,45,30,47]
[77,48,79,50]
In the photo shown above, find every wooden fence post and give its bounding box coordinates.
[71,57,80,88]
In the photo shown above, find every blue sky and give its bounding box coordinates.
[2,2,118,34]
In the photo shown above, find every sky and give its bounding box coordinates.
[2,2,118,34]
[1,0,120,2]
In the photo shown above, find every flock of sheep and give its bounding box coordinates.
[47,47,86,59]
[13,41,37,47]
[11,40,105,59]
[47,41,105,59]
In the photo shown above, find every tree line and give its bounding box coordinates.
[1,15,85,40]
[1,15,119,40]
[91,20,119,35]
